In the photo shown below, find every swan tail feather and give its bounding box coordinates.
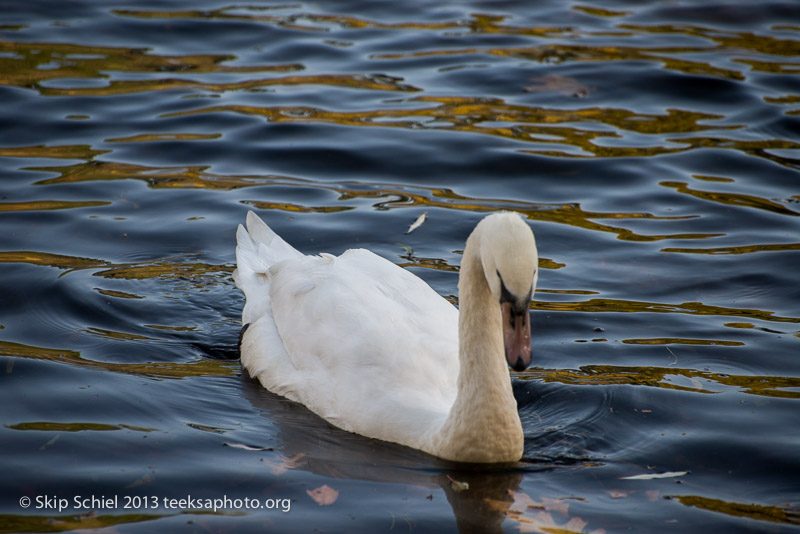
[235,211,304,282]
[235,211,305,324]
[246,210,303,266]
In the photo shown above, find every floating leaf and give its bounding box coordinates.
[446,474,469,492]
[306,485,339,506]
[491,490,605,534]
[262,453,307,475]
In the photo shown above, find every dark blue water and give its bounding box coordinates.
[1,1,799,532]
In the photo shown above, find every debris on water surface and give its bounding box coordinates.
[620,471,688,480]
[406,211,427,234]
[446,474,469,492]
[307,484,339,506]
[223,441,274,451]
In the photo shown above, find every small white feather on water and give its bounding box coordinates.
[406,211,427,234]
[223,442,273,451]
[620,471,688,480]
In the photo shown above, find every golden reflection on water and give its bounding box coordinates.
[106,133,222,143]
[0,340,239,379]
[157,96,800,166]
[660,180,799,216]
[6,421,154,432]
[38,73,419,97]
[0,39,300,90]
[669,495,800,526]
[520,364,800,399]
[534,297,800,325]
[572,6,632,18]
[378,44,747,81]
[113,7,573,38]
[21,156,724,242]
[0,7,797,531]
[0,512,172,533]
[1,3,798,407]
[0,144,109,160]
[4,246,798,327]
[0,200,110,212]
[0,250,231,281]
[620,338,744,346]
[4,335,798,399]
[164,96,746,160]
[108,4,800,84]
[2,10,799,168]
[661,242,800,255]
[619,23,800,57]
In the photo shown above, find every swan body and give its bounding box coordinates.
[234,211,538,463]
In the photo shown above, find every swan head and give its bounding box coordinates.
[478,212,538,372]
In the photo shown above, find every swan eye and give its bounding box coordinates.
[497,270,532,315]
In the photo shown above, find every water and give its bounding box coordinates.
[1,0,799,532]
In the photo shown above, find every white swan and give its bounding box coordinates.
[234,211,538,463]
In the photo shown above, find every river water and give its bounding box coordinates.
[1,1,799,532]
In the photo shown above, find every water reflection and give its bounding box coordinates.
[660,180,800,216]
[164,96,746,160]
[0,339,238,379]
[5,331,798,399]
[38,73,419,97]
[240,378,527,534]
[519,365,800,400]
[0,512,168,533]
[2,1,799,532]
[114,7,574,38]
[12,157,728,242]
[0,39,300,90]
[668,495,800,527]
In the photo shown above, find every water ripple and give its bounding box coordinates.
[2,1,799,532]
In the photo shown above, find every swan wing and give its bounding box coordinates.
[235,213,459,447]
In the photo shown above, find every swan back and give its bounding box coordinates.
[235,212,460,449]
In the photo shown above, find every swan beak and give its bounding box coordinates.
[501,301,532,371]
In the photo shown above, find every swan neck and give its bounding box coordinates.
[432,228,523,463]
[457,234,508,389]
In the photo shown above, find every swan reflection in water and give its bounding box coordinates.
[239,375,540,533]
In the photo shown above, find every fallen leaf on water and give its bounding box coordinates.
[537,495,570,517]
[406,211,427,234]
[261,452,307,476]
[307,484,339,506]
[446,474,470,492]
[620,471,688,480]
[505,491,569,516]
[605,489,633,499]
[495,490,603,533]
[646,490,661,502]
